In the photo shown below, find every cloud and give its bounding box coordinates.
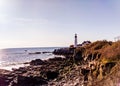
[0,14,49,29]
[15,17,48,25]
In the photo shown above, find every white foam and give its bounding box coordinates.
[0,63,29,71]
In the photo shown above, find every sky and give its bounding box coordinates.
[0,0,120,49]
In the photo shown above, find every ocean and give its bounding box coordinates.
[0,47,61,70]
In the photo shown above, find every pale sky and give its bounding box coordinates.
[0,0,120,49]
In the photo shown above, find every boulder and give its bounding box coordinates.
[30,59,45,66]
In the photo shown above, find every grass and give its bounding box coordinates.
[79,40,120,63]
[101,41,120,61]
[75,40,120,85]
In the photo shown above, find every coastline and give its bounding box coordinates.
[0,40,120,86]
[0,47,60,71]
[0,54,65,71]
[0,56,80,86]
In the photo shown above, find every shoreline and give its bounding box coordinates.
[0,40,120,86]
[0,56,79,86]
[0,54,65,71]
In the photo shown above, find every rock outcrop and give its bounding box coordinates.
[0,40,120,86]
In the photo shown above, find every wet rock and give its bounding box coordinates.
[30,59,46,66]
[42,51,52,54]
[12,67,27,74]
[29,52,41,54]
[48,57,65,61]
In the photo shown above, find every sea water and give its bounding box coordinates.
[0,47,60,70]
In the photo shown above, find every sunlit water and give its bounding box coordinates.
[0,47,60,70]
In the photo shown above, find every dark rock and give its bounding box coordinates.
[81,69,90,76]
[87,53,92,61]
[103,62,116,74]
[30,59,46,66]
[74,50,83,61]
[29,52,41,54]
[92,52,98,60]
[10,75,48,86]
[0,76,8,86]
[48,57,65,61]
[12,67,27,74]
[42,51,52,54]
[46,71,59,80]
[81,69,90,82]
[53,48,74,55]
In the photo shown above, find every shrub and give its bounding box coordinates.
[101,41,120,61]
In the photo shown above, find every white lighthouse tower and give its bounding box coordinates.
[74,34,77,47]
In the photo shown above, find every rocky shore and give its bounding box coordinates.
[0,57,85,86]
[0,40,120,86]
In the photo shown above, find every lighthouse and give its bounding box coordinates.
[74,34,77,47]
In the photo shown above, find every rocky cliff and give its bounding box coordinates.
[0,40,120,86]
